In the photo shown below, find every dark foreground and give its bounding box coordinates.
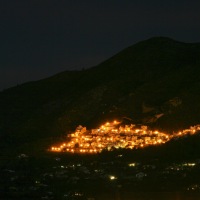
[1,149,200,200]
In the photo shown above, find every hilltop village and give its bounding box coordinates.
[51,121,200,153]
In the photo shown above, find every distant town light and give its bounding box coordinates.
[109,175,117,180]
[129,163,136,167]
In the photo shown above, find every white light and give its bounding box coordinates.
[109,175,117,180]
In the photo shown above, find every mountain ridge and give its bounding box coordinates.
[1,36,200,153]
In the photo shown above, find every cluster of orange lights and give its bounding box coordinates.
[50,121,200,154]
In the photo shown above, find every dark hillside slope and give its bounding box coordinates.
[1,37,200,152]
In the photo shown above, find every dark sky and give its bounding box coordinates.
[1,0,200,90]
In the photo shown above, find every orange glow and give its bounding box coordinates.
[50,121,200,154]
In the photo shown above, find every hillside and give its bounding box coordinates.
[1,37,200,153]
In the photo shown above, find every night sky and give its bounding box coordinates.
[1,0,200,91]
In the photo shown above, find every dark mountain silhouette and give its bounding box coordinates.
[1,37,200,153]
